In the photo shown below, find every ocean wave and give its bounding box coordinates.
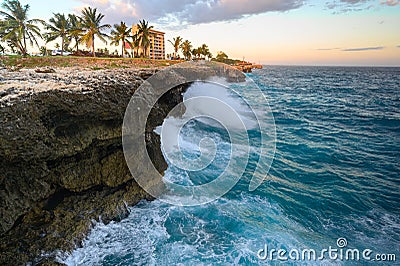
[64,66,399,265]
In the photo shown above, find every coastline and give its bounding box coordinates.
[0,61,246,265]
[0,66,170,265]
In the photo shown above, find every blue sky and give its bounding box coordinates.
[11,0,400,65]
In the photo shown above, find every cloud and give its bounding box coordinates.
[326,0,399,12]
[75,0,304,26]
[316,48,340,51]
[169,0,304,24]
[74,0,138,25]
[340,0,369,3]
[342,46,385,51]
[325,0,374,12]
[380,0,400,6]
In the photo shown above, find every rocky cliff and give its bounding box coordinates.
[0,67,187,265]
[0,62,245,265]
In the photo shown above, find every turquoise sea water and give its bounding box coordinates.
[63,66,400,265]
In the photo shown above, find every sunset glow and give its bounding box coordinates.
[26,0,400,65]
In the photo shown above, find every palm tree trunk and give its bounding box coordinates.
[92,35,95,57]
[121,42,124,58]
[75,38,79,52]
[17,40,24,55]
[61,37,64,56]
[22,30,27,56]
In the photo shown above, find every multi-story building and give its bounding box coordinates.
[132,25,165,60]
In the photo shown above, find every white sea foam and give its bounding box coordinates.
[59,201,170,266]
[183,81,259,130]
[156,81,259,143]
[61,194,337,265]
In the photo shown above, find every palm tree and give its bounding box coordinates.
[39,45,46,56]
[0,18,5,51]
[0,18,17,54]
[0,17,18,53]
[192,48,201,59]
[207,51,212,60]
[68,14,83,52]
[215,51,229,62]
[110,21,131,58]
[168,36,182,59]
[200,44,212,60]
[180,40,192,60]
[130,32,140,57]
[45,13,70,56]
[136,19,153,58]
[0,0,44,56]
[80,7,110,57]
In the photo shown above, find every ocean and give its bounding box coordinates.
[62,66,400,265]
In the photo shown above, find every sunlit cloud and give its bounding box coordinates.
[326,0,399,12]
[326,0,372,11]
[342,46,385,51]
[74,0,138,25]
[316,48,341,51]
[380,0,399,6]
[75,0,304,26]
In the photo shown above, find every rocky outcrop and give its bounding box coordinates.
[0,62,245,265]
[0,67,186,265]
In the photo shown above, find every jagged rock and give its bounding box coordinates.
[6,65,21,72]
[35,67,56,73]
[0,62,244,265]
[0,68,173,265]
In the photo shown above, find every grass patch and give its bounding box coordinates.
[0,55,181,69]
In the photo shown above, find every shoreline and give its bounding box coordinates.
[0,67,171,265]
[0,61,245,265]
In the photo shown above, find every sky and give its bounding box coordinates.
[9,0,400,66]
